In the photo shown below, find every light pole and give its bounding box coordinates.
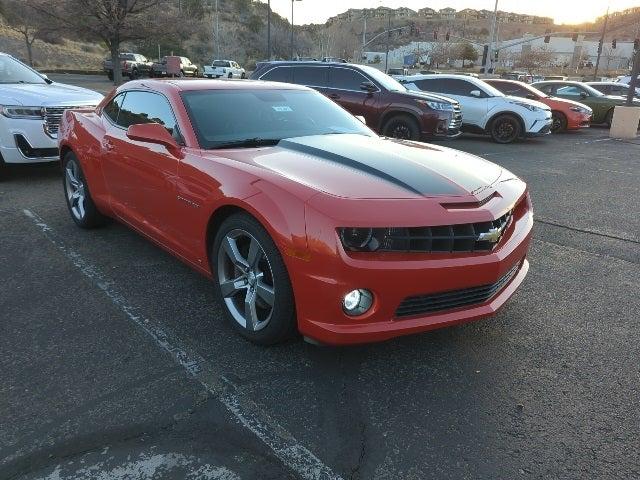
[267,0,271,60]
[290,0,301,60]
[488,0,499,72]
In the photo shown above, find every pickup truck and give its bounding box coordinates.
[203,60,246,79]
[103,53,152,80]
[149,56,199,77]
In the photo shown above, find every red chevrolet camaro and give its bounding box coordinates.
[59,79,533,346]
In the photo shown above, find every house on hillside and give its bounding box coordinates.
[374,6,393,18]
[418,7,436,19]
[478,9,491,19]
[458,8,479,20]
[395,7,416,18]
[438,7,456,20]
[533,16,553,24]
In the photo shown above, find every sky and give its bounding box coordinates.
[261,0,639,26]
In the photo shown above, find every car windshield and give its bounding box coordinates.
[182,89,374,149]
[358,65,406,92]
[0,55,47,84]
[213,60,230,67]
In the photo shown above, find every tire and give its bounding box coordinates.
[228,72,233,78]
[129,69,139,80]
[241,72,246,79]
[489,114,521,144]
[178,70,185,78]
[211,213,296,345]
[107,72,113,81]
[62,151,107,229]
[605,108,614,128]
[194,69,199,77]
[551,111,568,133]
[382,114,420,141]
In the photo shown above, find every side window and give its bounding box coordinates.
[292,66,328,87]
[261,67,292,83]
[413,79,439,92]
[447,79,483,97]
[103,93,125,124]
[502,84,529,98]
[538,84,554,95]
[556,85,584,96]
[330,68,369,91]
[117,91,178,135]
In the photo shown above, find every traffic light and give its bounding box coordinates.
[612,39,617,49]
[433,30,438,40]
[544,30,550,43]
[445,32,450,41]
[572,33,578,42]
[494,50,499,61]
[410,23,415,35]
[598,39,603,54]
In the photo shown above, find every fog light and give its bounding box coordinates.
[342,289,373,316]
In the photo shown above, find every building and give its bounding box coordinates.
[418,7,436,19]
[438,8,456,20]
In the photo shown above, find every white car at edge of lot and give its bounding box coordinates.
[398,73,553,143]
[0,53,103,167]
[203,60,246,79]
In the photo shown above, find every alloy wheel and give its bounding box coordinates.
[217,229,275,331]
[391,123,412,139]
[494,119,517,142]
[65,159,86,221]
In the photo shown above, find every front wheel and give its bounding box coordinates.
[551,111,568,133]
[62,152,107,229]
[382,114,420,141]
[212,213,296,345]
[490,114,521,144]
[605,108,614,128]
[241,72,246,79]
[228,72,233,78]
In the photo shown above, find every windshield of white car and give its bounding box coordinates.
[357,65,406,92]
[0,55,47,84]
[182,89,375,149]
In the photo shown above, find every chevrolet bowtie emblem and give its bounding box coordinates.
[477,213,511,243]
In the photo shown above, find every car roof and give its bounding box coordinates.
[586,81,623,85]
[118,79,311,94]
[258,61,362,68]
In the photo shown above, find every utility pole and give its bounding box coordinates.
[488,0,499,72]
[626,48,640,106]
[593,6,609,81]
[215,0,220,59]
[361,12,367,64]
[267,0,271,60]
[385,14,391,73]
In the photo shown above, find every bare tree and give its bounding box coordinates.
[514,46,554,75]
[0,0,51,66]
[32,0,173,84]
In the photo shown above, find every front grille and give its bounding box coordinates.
[43,106,86,138]
[370,210,513,253]
[395,262,521,318]
[449,103,462,130]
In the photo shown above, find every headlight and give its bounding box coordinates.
[338,227,409,252]
[340,227,374,250]
[415,99,454,111]
[1,105,44,119]
[509,101,541,112]
[570,106,592,114]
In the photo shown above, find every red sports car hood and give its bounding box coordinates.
[223,134,506,200]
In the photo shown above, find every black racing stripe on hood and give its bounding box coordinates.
[278,138,463,196]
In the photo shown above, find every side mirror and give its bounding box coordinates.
[360,81,377,93]
[126,123,183,158]
[470,90,482,98]
[355,115,366,125]
[41,73,48,80]
[526,93,538,100]
[580,91,588,98]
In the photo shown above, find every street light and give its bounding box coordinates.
[291,0,302,60]
[267,0,271,60]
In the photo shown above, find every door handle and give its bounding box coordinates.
[328,93,340,99]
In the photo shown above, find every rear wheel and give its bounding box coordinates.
[551,111,568,133]
[211,213,296,345]
[62,152,107,229]
[382,114,420,141]
[490,114,521,144]
[605,108,614,127]
[241,72,246,79]
[228,72,233,78]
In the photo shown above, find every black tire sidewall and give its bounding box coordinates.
[211,213,297,345]
[62,152,106,229]
[383,114,420,140]
[490,115,521,144]
[551,111,567,133]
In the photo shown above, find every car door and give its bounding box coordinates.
[327,66,379,122]
[101,90,182,244]
[415,78,488,127]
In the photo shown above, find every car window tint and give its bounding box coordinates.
[293,66,328,87]
[330,68,368,91]
[537,84,554,94]
[556,85,584,96]
[261,67,292,83]
[103,93,125,124]
[498,83,529,97]
[117,91,177,134]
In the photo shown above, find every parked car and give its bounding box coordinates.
[150,56,199,77]
[387,67,409,78]
[485,79,592,133]
[58,79,532,345]
[322,57,347,63]
[400,74,552,143]
[586,81,640,99]
[203,60,246,79]
[616,75,639,85]
[103,53,153,80]
[0,53,102,172]
[251,61,462,140]
[532,80,640,126]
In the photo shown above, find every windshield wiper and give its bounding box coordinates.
[212,138,281,149]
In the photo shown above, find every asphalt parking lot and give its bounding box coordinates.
[1,78,639,479]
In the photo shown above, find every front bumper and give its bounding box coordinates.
[567,112,592,130]
[0,117,58,164]
[525,115,553,137]
[291,194,533,345]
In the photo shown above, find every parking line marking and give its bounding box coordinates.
[23,209,342,480]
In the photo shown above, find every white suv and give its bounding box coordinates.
[399,74,552,143]
[203,60,246,79]
[0,53,103,169]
